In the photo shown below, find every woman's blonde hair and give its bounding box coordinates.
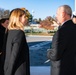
[8,8,26,30]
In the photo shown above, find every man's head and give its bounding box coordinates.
[0,18,9,28]
[56,5,72,24]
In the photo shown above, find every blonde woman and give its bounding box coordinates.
[4,8,30,75]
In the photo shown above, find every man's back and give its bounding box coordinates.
[59,20,76,75]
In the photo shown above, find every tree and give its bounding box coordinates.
[0,8,4,19]
[0,8,10,19]
[3,10,10,18]
[39,18,42,22]
[40,16,58,30]
[28,14,33,22]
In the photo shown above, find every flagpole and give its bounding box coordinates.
[75,0,76,11]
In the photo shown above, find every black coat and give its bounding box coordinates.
[4,30,30,75]
[0,24,6,50]
[0,24,6,75]
[47,20,76,75]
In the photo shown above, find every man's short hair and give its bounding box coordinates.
[0,18,9,24]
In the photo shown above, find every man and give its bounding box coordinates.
[0,18,9,75]
[47,5,76,75]
[72,11,76,24]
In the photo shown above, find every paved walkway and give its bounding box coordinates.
[26,36,52,75]
[26,35,53,42]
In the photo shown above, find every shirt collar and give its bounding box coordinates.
[61,19,71,26]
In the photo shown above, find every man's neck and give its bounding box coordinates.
[61,19,71,25]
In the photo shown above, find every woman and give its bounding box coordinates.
[4,8,30,75]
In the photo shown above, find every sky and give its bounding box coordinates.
[0,0,75,19]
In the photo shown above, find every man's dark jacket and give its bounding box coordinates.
[47,20,76,75]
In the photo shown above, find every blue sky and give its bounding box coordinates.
[0,0,75,19]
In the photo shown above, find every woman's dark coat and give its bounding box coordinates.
[4,30,30,75]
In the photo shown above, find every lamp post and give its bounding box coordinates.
[30,10,35,35]
[32,10,35,20]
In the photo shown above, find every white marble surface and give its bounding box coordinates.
[30,66,50,75]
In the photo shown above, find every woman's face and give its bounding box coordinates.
[20,14,28,26]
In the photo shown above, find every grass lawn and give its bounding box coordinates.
[25,32,55,36]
